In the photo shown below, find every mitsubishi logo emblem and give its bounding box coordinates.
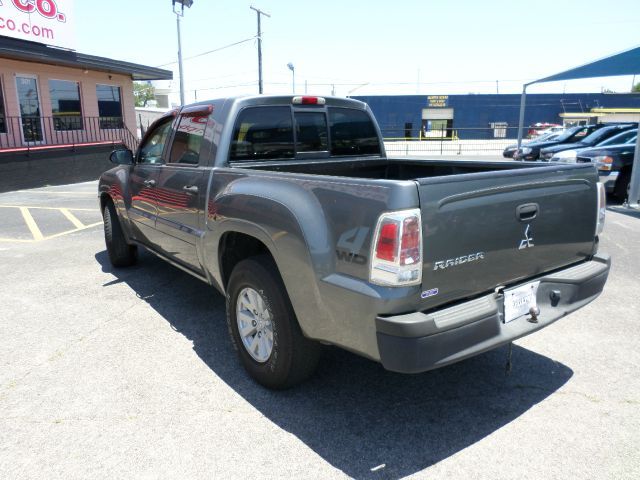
[519,224,534,250]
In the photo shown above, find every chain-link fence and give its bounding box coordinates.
[381,126,526,156]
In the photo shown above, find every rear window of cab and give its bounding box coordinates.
[229,106,381,161]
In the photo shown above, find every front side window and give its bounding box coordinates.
[49,80,82,131]
[0,78,6,134]
[96,84,123,129]
[168,114,208,165]
[230,106,294,161]
[329,107,381,156]
[138,117,173,164]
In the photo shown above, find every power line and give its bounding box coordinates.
[155,36,256,67]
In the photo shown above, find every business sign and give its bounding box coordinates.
[427,95,448,107]
[0,0,75,50]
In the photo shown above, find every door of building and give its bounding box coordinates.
[15,76,44,144]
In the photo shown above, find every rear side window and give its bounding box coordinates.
[230,107,294,161]
[168,113,208,165]
[328,107,381,156]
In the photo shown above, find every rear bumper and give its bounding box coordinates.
[376,254,611,373]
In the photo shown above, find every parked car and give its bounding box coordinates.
[549,128,638,163]
[99,95,610,388]
[514,125,601,160]
[540,124,638,161]
[527,123,562,138]
[576,140,637,200]
[533,126,565,138]
[503,132,561,158]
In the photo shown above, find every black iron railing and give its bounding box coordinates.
[0,115,139,153]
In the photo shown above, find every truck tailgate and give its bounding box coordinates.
[417,163,599,309]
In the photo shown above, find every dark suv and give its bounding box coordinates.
[514,125,601,161]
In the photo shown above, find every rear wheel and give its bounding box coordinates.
[103,200,137,267]
[226,255,321,389]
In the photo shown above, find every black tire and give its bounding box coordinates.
[226,255,321,389]
[103,200,137,268]
[614,170,631,202]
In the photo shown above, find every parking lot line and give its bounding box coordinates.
[59,208,86,229]
[0,205,98,212]
[20,207,44,241]
[0,205,102,242]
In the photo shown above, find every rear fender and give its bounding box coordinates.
[203,178,335,340]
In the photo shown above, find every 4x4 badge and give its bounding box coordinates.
[519,224,534,250]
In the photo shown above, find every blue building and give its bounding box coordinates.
[352,93,640,140]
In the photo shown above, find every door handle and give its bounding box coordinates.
[182,185,199,194]
[516,203,539,222]
[143,179,156,187]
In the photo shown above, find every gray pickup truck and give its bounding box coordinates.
[99,95,611,389]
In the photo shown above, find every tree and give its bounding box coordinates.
[633,82,640,93]
[133,82,155,107]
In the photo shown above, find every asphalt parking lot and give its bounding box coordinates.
[1,181,639,479]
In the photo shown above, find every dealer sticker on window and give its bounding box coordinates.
[503,281,540,323]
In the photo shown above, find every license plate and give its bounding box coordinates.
[504,281,540,323]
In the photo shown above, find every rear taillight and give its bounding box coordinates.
[370,209,422,286]
[292,96,326,105]
[595,182,606,236]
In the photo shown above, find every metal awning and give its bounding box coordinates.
[516,45,640,207]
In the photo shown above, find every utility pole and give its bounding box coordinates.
[496,80,499,94]
[250,5,270,94]
[173,0,194,106]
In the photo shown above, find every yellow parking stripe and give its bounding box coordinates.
[0,237,34,243]
[0,205,98,212]
[19,207,44,241]
[59,208,86,229]
[45,222,103,240]
[14,191,96,195]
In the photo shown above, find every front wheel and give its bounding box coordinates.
[226,255,321,389]
[103,200,137,268]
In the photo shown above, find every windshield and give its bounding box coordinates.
[582,127,620,144]
[597,129,638,146]
[553,126,583,142]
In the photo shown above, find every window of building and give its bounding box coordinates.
[49,79,82,131]
[96,84,123,129]
[169,114,208,165]
[0,78,6,134]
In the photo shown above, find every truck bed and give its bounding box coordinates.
[242,157,542,180]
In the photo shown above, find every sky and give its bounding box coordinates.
[74,0,640,104]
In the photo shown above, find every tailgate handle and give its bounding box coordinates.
[516,203,538,222]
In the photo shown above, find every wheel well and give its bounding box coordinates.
[219,232,271,289]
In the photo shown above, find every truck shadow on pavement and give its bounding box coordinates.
[97,250,573,480]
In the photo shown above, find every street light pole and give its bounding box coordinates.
[250,6,270,94]
[173,0,193,106]
[287,63,295,94]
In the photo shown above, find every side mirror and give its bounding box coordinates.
[109,148,134,165]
